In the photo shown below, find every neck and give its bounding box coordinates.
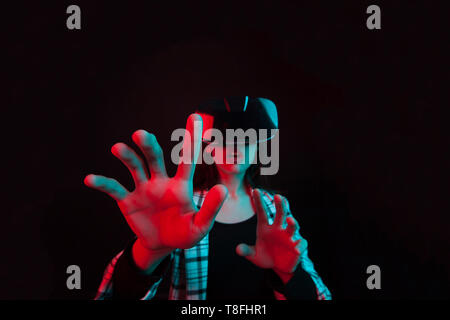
[217,170,248,199]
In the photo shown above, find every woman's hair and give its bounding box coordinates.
[193,142,272,192]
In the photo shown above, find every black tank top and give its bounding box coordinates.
[207,214,274,299]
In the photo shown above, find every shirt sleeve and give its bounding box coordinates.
[94,238,173,300]
[265,249,332,300]
[265,265,318,300]
[259,190,332,300]
[298,247,332,300]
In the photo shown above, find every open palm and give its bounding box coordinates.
[237,190,306,274]
[84,114,228,252]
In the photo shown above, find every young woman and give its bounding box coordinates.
[84,96,331,300]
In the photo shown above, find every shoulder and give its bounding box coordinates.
[256,188,293,210]
[193,188,283,211]
[257,188,276,202]
[254,188,279,219]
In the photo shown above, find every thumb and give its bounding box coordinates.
[193,184,228,233]
[236,243,256,263]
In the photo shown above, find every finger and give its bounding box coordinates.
[252,189,269,226]
[273,194,288,228]
[283,197,291,214]
[286,216,300,237]
[236,243,256,263]
[293,239,302,255]
[176,113,203,180]
[193,184,228,234]
[111,142,148,187]
[294,237,308,255]
[84,174,129,201]
[132,130,168,178]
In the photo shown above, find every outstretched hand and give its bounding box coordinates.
[84,114,228,253]
[236,189,306,275]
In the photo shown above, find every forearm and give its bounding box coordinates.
[109,239,173,299]
[273,268,294,284]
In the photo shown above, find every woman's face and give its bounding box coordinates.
[213,143,257,175]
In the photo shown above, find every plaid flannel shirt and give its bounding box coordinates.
[95,189,332,300]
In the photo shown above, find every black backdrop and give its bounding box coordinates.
[3,1,448,299]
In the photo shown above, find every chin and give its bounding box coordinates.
[217,163,249,175]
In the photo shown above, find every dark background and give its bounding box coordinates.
[3,1,448,299]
